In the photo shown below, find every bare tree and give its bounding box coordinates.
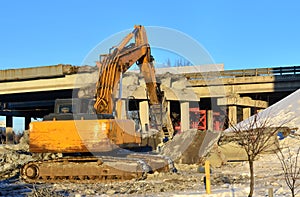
[163,58,192,67]
[174,58,191,67]
[228,113,288,197]
[165,58,171,67]
[275,133,300,197]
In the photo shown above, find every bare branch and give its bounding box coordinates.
[224,108,295,197]
[275,134,300,197]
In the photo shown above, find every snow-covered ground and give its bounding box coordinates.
[1,89,300,196]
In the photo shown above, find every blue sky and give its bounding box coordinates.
[1,0,300,131]
[0,0,300,70]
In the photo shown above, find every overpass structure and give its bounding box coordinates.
[0,64,299,136]
[185,66,300,124]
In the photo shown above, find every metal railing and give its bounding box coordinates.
[184,66,300,80]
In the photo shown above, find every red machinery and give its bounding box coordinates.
[189,108,223,131]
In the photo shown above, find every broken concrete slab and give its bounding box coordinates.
[160,129,221,164]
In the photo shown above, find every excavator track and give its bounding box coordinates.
[21,154,176,183]
[21,156,149,184]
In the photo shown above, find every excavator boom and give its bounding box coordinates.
[94,25,160,114]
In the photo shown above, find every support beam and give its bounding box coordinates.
[116,100,127,119]
[218,96,268,109]
[139,101,149,132]
[180,102,190,132]
[228,106,237,126]
[6,115,12,128]
[25,116,31,130]
[243,107,251,120]
[6,116,14,144]
[207,110,213,131]
[121,100,127,119]
[167,101,171,116]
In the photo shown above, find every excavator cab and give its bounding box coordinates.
[53,98,94,114]
[43,98,114,121]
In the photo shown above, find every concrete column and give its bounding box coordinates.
[6,116,12,128]
[243,107,251,120]
[180,102,190,132]
[6,116,14,144]
[228,106,237,126]
[139,101,149,132]
[116,100,127,119]
[121,100,127,119]
[207,110,213,131]
[25,116,31,130]
[167,101,171,116]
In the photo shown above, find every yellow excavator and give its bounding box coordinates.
[21,25,176,183]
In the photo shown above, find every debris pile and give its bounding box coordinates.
[0,130,32,180]
[161,129,221,164]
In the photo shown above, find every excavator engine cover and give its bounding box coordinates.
[29,119,141,153]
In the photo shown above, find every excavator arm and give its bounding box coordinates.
[94,25,161,114]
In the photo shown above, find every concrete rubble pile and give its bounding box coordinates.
[0,130,32,180]
[0,124,298,196]
[161,129,221,164]
[0,130,61,180]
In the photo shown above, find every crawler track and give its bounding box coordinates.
[21,156,149,183]
[21,154,176,183]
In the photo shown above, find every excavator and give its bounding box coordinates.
[21,25,176,183]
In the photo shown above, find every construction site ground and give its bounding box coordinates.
[0,129,298,196]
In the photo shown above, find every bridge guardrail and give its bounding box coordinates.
[184,66,300,80]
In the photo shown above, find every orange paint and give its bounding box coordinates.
[29,119,141,153]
